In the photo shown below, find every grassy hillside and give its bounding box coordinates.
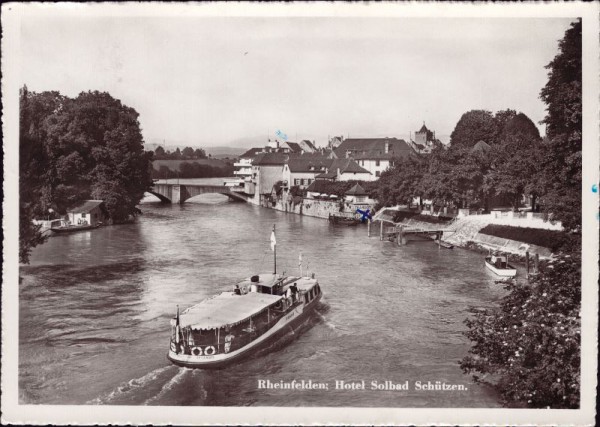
[152,159,229,169]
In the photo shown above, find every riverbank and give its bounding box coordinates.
[396,216,555,262]
[258,194,374,221]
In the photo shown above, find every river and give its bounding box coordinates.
[19,187,506,407]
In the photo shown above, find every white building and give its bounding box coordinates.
[334,137,415,178]
[282,156,330,189]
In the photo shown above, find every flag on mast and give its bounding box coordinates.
[270,228,276,251]
[175,305,180,344]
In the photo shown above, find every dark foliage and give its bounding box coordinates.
[538,20,582,231]
[154,146,207,160]
[391,211,453,224]
[461,254,580,408]
[19,87,153,263]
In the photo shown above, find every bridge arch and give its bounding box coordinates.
[146,191,172,203]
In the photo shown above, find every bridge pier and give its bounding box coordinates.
[170,185,191,204]
[171,185,182,204]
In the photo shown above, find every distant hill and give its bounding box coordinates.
[153,158,229,169]
[144,140,247,158]
[226,135,268,149]
[203,146,246,157]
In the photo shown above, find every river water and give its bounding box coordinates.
[19,186,507,407]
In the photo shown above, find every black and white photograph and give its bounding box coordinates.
[2,2,598,426]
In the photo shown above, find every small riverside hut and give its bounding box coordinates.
[345,183,368,203]
[67,200,108,226]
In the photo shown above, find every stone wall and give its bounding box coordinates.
[266,195,372,220]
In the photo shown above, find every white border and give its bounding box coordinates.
[2,2,598,426]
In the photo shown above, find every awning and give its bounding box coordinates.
[178,291,282,330]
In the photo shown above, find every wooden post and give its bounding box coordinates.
[534,253,539,274]
[526,251,530,276]
[380,220,384,241]
[438,231,441,248]
[367,220,371,237]
[399,225,404,245]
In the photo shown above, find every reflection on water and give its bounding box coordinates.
[20,195,504,407]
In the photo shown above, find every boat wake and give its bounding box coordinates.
[314,311,341,332]
[143,368,190,405]
[86,365,174,405]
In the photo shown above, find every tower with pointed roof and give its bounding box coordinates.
[414,122,435,146]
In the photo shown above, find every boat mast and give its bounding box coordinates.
[271,224,277,274]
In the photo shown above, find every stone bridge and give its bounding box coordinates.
[149,183,248,204]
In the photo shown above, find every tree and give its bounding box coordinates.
[182,146,195,159]
[538,20,582,231]
[376,155,425,207]
[43,91,154,221]
[501,112,540,141]
[154,146,166,159]
[494,109,518,135]
[461,254,580,408]
[449,110,500,147]
[484,112,543,210]
[19,88,154,262]
[194,148,207,159]
[485,135,541,210]
[19,86,66,263]
[173,147,182,159]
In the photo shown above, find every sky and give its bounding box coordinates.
[20,13,575,148]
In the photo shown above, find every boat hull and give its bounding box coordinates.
[51,224,100,234]
[167,293,322,369]
[485,260,517,277]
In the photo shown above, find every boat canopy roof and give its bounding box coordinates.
[179,291,282,330]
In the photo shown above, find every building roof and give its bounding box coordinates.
[315,170,337,179]
[239,147,263,159]
[284,141,302,153]
[331,158,371,174]
[69,200,104,213]
[299,140,318,152]
[345,183,367,196]
[334,138,414,160]
[418,123,430,133]
[306,180,334,193]
[287,156,332,173]
[253,152,288,166]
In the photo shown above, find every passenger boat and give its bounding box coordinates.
[485,254,517,277]
[167,226,323,369]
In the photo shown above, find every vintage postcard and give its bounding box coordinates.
[2,2,598,426]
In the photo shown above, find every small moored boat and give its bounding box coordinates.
[167,226,323,369]
[328,213,360,226]
[485,254,517,277]
[51,220,101,234]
